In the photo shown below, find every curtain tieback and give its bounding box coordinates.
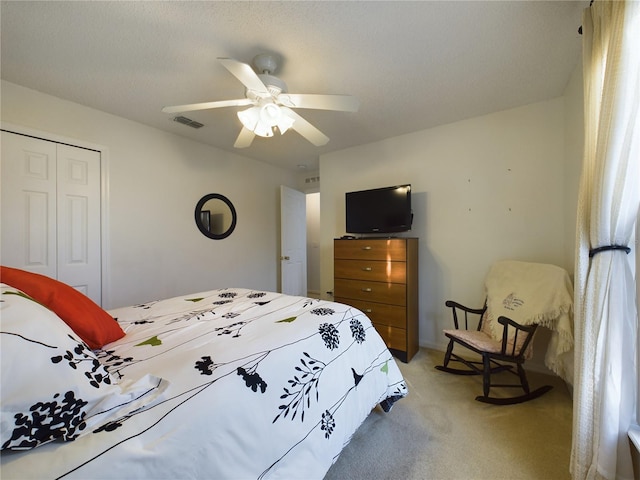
[589,244,631,258]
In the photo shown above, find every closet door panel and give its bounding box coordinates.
[1,132,57,278]
[57,144,101,303]
[26,192,51,266]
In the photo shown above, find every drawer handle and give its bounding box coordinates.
[362,267,372,271]
[362,246,372,250]
[361,287,372,292]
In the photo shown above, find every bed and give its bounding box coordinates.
[0,268,407,479]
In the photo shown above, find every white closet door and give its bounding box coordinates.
[1,132,57,279]
[56,144,101,302]
[1,131,102,304]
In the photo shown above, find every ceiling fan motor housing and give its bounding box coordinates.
[257,74,287,97]
[253,53,279,74]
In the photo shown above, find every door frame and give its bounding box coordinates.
[1,122,111,307]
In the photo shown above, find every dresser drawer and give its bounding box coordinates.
[372,323,407,351]
[334,239,407,261]
[334,297,406,329]
[334,259,407,283]
[334,278,406,306]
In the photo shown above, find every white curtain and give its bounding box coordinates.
[571,1,640,479]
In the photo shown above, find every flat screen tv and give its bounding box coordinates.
[345,184,412,234]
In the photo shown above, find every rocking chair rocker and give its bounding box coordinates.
[435,300,553,405]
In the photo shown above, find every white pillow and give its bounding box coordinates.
[0,284,167,451]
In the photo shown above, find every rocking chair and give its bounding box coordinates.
[435,300,553,405]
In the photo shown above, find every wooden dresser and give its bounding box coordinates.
[333,238,418,362]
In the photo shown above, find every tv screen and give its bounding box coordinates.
[345,184,412,234]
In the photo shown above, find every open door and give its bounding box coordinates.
[280,186,307,296]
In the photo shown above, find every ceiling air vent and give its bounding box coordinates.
[173,116,204,129]
[305,176,320,184]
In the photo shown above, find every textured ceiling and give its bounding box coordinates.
[0,1,587,171]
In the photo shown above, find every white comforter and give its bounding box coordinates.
[1,288,407,479]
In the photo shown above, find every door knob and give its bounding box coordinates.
[281,256,290,260]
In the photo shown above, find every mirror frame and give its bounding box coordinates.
[194,193,237,240]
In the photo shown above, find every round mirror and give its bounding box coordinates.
[195,193,237,240]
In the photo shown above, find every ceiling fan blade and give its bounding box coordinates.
[218,57,270,96]
[162,98,253,114]
[234,126,255,148]
[283,108,330,146]
[280,94,360,112]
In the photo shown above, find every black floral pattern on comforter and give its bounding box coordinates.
[1,288,407,480]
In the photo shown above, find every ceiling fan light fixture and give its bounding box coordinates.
[259,103,282,126]
[238,106,274,137]
[253,121,274,138]
[238,103,295,138]
[260,103,296,135]
[237,106,260,131]
[276,110,295,135]
[238,105,274,137]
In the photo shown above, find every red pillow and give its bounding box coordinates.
[0,266,125,349]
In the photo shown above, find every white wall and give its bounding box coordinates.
[319,97,573,358]
[1,80,298,308]
[563,63,585,273]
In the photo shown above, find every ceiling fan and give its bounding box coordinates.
[162,54,360,148]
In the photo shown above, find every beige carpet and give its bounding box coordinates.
[324,348,573,480]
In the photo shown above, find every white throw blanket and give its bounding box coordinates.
[484,260,574,383]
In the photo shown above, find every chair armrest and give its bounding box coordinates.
[497,316,538,356]
[445,300,487,330]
